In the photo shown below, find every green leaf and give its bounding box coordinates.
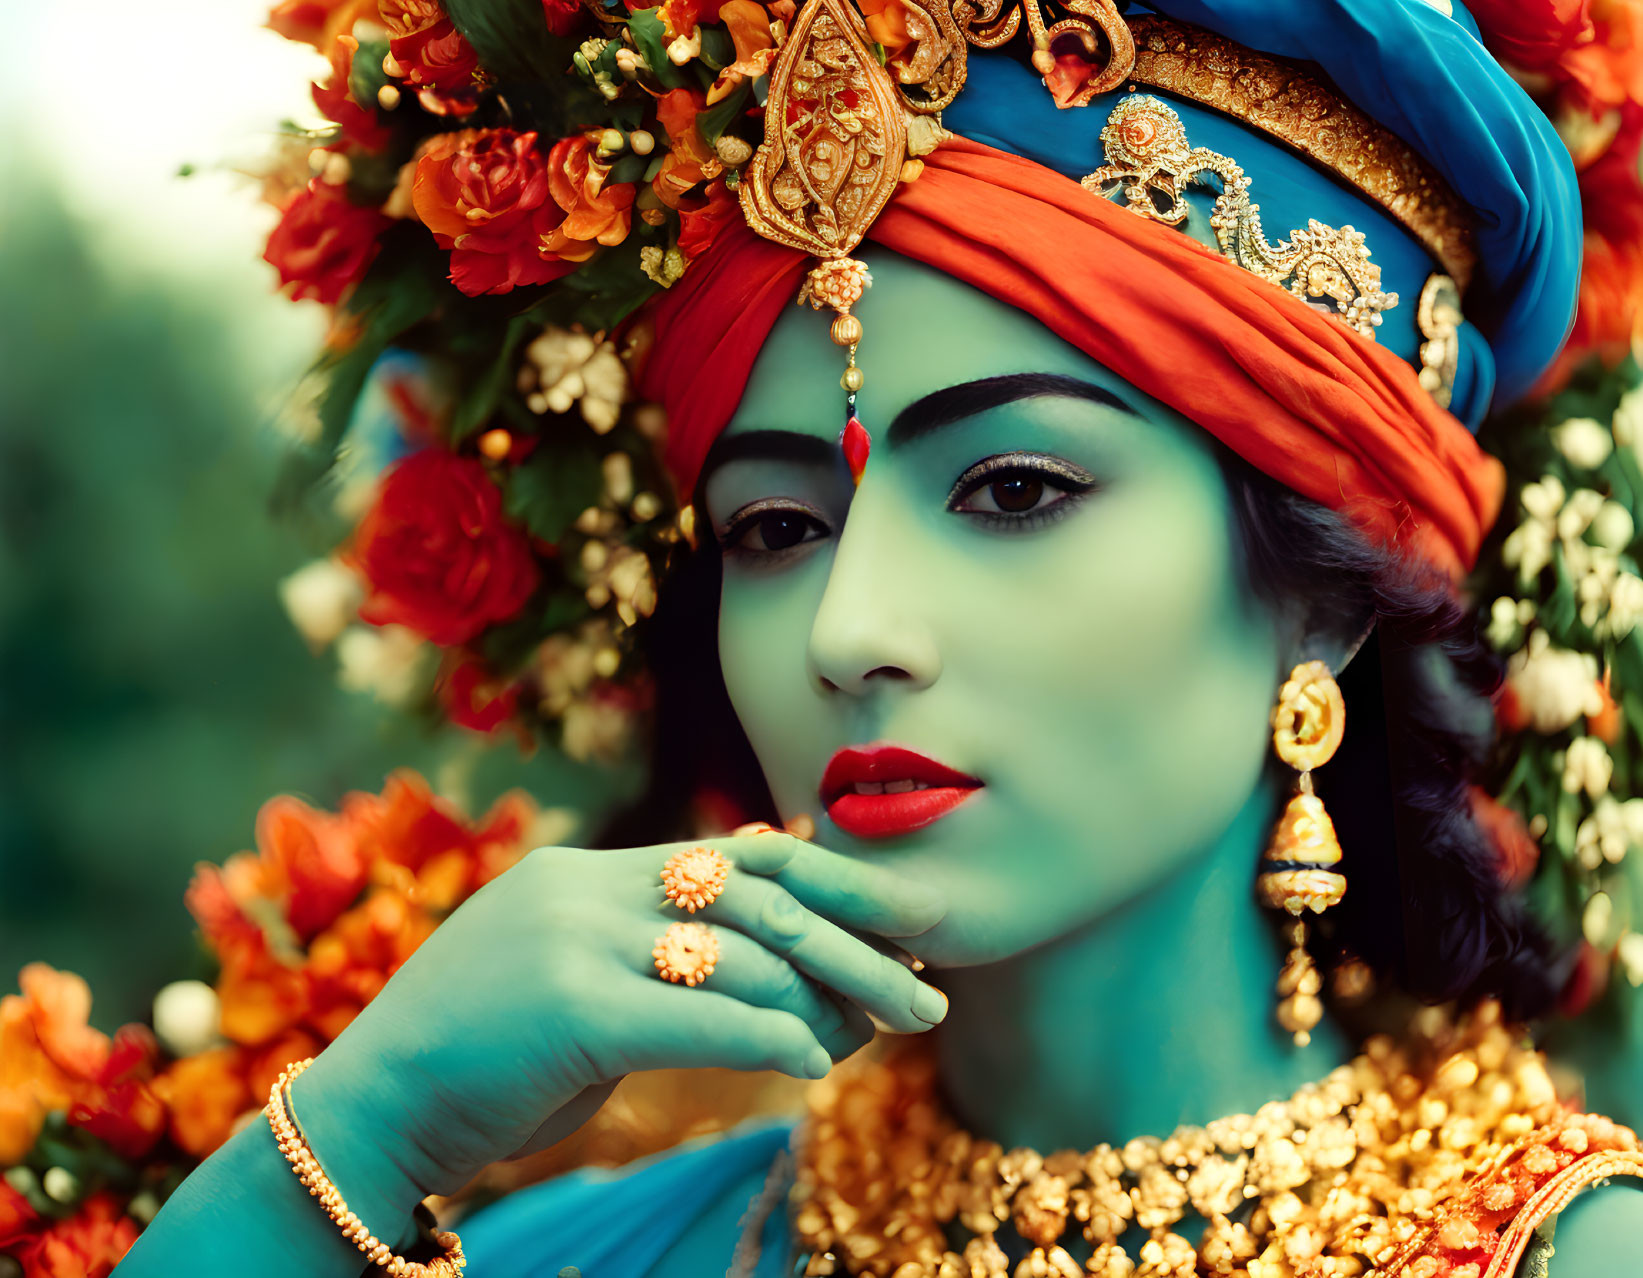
[698,26,734,71]
[453,314,534,439]
[628,8,690,89]
[505,437,604,543]
[348,38,391,112]
[697,83,750,146]
[272,234,447,507]
[443,0,562,82]
[608,151,650,185]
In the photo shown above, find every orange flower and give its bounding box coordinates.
[257,794,369,940]
[540,135,637,261]
[707,0,777,103]
[155,1048,252,1158]
[216,958,307,1047]
[10,965,108,1082]
[17,1194,137,1278]
[651,89,720,208]
[305,889,437,1038]
[266,0,361,47]
[245,1028,325,1102]
[1564,0,1643,108]
[1588,675,1624,742]
[858,0,912,57]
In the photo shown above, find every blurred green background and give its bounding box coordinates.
[0,0,620,1029]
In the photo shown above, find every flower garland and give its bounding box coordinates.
[256,0,800,755]
[1466,0,1643,1006]
[0,772,555,1276]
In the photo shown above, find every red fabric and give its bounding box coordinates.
[639,137,1503,578]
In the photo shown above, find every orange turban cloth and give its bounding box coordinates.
[638,137,1504,580]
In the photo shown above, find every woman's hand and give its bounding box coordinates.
[296,829,948,1209]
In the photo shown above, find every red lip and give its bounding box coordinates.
[820,744,983,840]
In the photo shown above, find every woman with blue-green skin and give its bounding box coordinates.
[115,0,1643,1270]
[116,249,1643,1278]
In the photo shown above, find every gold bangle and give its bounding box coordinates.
[265,1057,466,1278]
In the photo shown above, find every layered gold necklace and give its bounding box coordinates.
[789,1006,1638,1278]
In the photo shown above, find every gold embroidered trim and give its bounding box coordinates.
[1126,15,1478,293]
[1084,94,1399,340]
[739,0,911,260]
[1481,1150,1643,1278]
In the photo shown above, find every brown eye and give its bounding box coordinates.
[989,475,1044,513]
[723,506,829,556]
[749,511,814,550]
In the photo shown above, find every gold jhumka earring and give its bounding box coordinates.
[1257,660,1347,1046]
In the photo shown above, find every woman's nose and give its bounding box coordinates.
[805,489,942,696]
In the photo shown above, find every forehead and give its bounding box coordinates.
[723,247,1154,443]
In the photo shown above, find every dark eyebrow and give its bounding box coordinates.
[887,373,1136,446]
[697,429,838,488]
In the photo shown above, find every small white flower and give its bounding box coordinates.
[1619,932,1643,987]
[521,326,628,434]
[666,26,702,64]
[1552,417,1614,470]
[1602,572,1643,640]
[1502,520,1555,582]
[1563,736,1614,798]
[1486,596,1522,650]
[639,244,686,288]
[1557,487,1606,541]
[1503,476,1566,582]
[1591,500,1635,551]
[278,558,363,651]
[1506,640,1602,734]
[1575,797,1632,869]
[1583,891,1615,947]
[336,624,426,706]
[152,980,222,1057]
[1613,385,1643,450]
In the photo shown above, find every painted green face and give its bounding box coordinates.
[702,249,1287,965]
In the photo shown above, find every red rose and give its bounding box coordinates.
[412,129,578,296]
[348,450,540,645]
[67,1025,166,1161]
[381,0,481,115]
[542,0,585,36]
[440,658,521,733]
[264,179,390,305]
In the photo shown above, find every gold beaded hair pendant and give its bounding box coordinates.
[1257,660,1347,1046]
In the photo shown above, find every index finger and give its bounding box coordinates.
[721,831,946,939]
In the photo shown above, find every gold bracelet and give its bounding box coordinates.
[265,1057,466,1278]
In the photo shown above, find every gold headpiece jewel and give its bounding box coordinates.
[739,3,1476,413]
[1083,95,1399,340]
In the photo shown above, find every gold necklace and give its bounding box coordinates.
[789,1005,1638,1278]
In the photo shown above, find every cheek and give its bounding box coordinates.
[718,549,835,817]
[933,477,1279,934]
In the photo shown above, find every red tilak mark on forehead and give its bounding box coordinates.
[842,416,871,486]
